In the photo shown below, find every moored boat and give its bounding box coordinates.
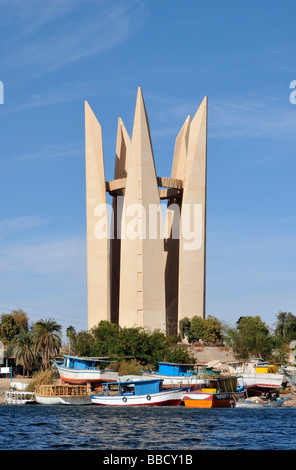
[141,362,216,390]
[5,390,35,405]
[34,384,92,405]
[227,360,284,396]
[240,372,284,395]
[182,376,241,408]
[183,390,234,408]
[54,355,119,387]
[90,378,186,406]
[234,396,285,408]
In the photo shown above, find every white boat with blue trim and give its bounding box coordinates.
[54,355,118,387]
[141,362,212,390]
[90,378,186,406]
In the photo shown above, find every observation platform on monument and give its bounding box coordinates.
[106,176,183,200]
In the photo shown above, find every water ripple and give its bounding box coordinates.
[0,405,295,450]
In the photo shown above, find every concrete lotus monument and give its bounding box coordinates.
[85,88,207,336]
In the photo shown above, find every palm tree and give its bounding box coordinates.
[33,318,62,369]
[12,330,38,378]
[66,326,76,354]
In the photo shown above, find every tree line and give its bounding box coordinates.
[0,309,62,377]
[180,312,296,363]
[0,309,295,377]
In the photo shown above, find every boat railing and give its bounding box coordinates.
[5,390,35,403]
[100,383,134,397]
[35,385,91,397]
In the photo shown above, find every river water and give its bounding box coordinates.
[0,405,295,451]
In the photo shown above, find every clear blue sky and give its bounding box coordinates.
[0,0,295,338]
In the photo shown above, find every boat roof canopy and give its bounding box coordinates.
[63,355,114,363]
[103,378,164,395]
[158,362,204,366]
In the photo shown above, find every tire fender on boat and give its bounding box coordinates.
[122,397,127,402]
[146,395,151,400]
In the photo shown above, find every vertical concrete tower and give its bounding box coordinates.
[109,118,130,324]
[178,97,207,323]
[85,102,110,328]
[164,115,191,334]
[84,88,207,335]
[119,88,166,331]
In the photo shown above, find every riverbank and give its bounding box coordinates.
[1,377,296,406]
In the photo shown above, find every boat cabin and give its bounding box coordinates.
[158,362,198,376]
[227,359,277,375]
[157,362,220,377]
[192,376,238,393]
[56,355,113,371]
[101,379,164,397]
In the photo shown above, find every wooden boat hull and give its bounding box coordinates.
[183,391,234,408]
[235,398,284,408]
[242,372,284,388]
[91,388,184,406]
[241,372,284,396]
[34,384,92,405]
[55,363,118,386]
[35,395,91,405]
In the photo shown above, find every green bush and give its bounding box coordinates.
[179,315,224,345]
[72,321,195,368]
[225,316,274,361]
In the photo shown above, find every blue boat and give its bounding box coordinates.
[141,362,210,390]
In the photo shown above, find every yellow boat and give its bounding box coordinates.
[183,376,241,408]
